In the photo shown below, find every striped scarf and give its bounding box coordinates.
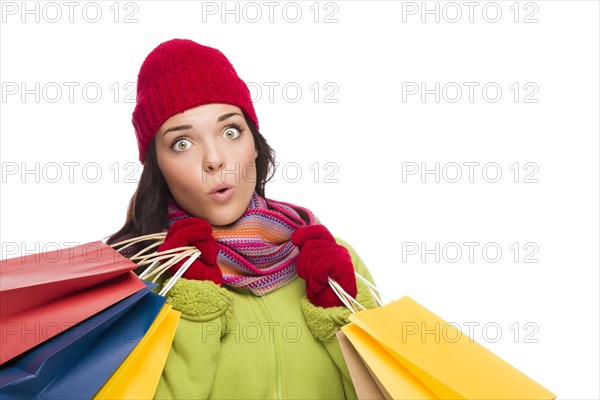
[166,191,320,295]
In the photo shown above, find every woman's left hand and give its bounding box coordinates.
[291,224,357,308]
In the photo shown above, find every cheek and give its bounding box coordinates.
[231,139,257,175]
[157,153,201,193]
[163,166,187,191]
[236,137,256,159]
[235,158,256,191]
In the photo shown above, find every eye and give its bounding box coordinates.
[223,123,244,140]
[169,136,192,152]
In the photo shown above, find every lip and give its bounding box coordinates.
[208,183,235,202]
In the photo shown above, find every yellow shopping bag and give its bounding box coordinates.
[332,274,556,400]
[91,233,200,400]
[93,303,181,399]
[337,323,437,399]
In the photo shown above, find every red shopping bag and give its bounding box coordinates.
[0,241,146,364]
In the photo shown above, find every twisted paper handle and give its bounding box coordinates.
[108,232,200,296]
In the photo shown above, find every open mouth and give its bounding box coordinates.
[208,186,235,201]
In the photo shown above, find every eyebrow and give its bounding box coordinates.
[162,112,242,137]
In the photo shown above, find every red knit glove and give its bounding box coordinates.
[291,224,357,308]
[157,218,223,286]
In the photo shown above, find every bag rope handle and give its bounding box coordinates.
[329,272,391,313]
[107,232,201,295]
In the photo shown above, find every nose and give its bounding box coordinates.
[203,160,224,174]
[202,144,225,174]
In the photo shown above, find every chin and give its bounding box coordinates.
[209,217,230,227]
[209,209,244,227]
[206,189,253,227]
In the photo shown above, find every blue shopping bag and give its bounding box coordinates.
[0,280,165,399]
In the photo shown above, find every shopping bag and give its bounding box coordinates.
[337,324,437,399]
[336,327,389,399]
[1,229,198,398]
[0,281,165,399]
[93,304,181,399]
[331,274,556,400]
[90,233,201,400]
[1,241,139,318]
[1,241,146,364]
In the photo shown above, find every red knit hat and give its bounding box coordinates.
[132,39,259,164]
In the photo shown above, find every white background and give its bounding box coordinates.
[1,1,598,398]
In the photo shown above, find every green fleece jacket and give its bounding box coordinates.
[152,237,378,400]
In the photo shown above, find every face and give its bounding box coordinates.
[155,103,259,226]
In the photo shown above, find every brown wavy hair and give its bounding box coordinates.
[105,114,276,254]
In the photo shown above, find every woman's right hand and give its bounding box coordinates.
[157,218,223,285]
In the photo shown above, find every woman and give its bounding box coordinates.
[106,38,378,399]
